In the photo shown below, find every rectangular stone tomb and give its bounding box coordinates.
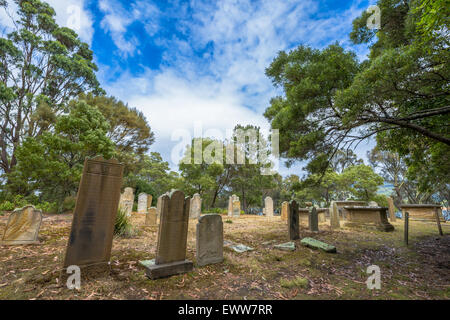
[63,157,124,269]
[399,204,444,222]
[1,205,42,245]
[342,206,394,232]
[334,201,367,220]
[142,190,193,279]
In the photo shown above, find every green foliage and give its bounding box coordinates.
[35,201,58,214]
[7,100,115,209]
[0,201,15,212]
[0,0,102,175]
[280,276,309,289]
[114,207,134,237]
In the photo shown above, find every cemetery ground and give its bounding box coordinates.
[0,213,449,300]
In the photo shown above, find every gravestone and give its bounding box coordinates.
[387,197,396,222]
[156,194,164,217]
[142,190,193,279]
[63,156,124,269]
[119,187,134,216]
[281,201,289,223]
[330,201,340,229]
[288,201,299,240]
[145,207,157,226]
[196,214,223,266]
[0,205,42,245]
[228,195,239,216]
[137,193,148,213]
[368,201,378,207]
[232,200,241,217]
[147,194,153,210]
[190,193,202,219]
[264,196,274,217]
[309,207,319,232]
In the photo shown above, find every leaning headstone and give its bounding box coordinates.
[196,214,223,266]
[63,156,124,270]
[330,201,340,229]
[264,196,274,217]
[387,197,396,222]
[309,207,319,232]
[300,237,336,253]
[190,193,202,219]
[288,201,299,240]
[232,200,241,217]
[119,187,134,216]
[281,201,289,223]
[0,205,42,245]
[145,207,157,226]
[141,190,193,279]
[137,193,148,213]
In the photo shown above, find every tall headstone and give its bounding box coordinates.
[147,194,153,210]
[137,193,148,213]
[119,187,134,216]
[281,201,289,223]
[387,197,396,222]
[63,156,123,269]
[288,200,299,240]
[0,205,42,245]
[232,200,241,217]
[142,190,193,279]
[264,196,274,217]
[145,207,157,226]
[309,207,319,232]
[330,201,340,229]
[156,194,164,217]
[190,193,202,219]
[228,195,239,216]
[196,214,223,266]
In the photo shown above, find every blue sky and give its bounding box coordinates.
[1,0,377,176]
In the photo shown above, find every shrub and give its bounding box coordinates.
[0,201,15,212]
[36,202,58,214]
[225,219,233,224]
[62,196,77,212]
[280,276,309,289]
[114,207,135,237]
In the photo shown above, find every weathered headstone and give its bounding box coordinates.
[156,194,164,217]
[190,193,202,219]
[145,207,157,226]
[232,200,241,217]
[264,196,274,217]
[368,201,378,207]
[119,187,134,216]
[274,242,295,251]
[281,201,289,223]
[228,194,239,216]
[63,156,124,269]
[196,214,223,266]
[137,193,148,213]
[141,190,193,279]
[0,205,42,245]
[147,194,153,210]
[387,197,396,222]
[309,207,319,232]
[288,201,299,240]
[330,201,340,229]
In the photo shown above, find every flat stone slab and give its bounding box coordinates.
[139,259,193,279]
[300,237,336,253]
[224,240,254,253]
[274,242,295,251]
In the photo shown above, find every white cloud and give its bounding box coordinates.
[0,0,94,45]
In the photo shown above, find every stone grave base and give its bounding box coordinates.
[344,221,395,232]
[140,259,193,279]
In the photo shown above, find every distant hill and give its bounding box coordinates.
[377,183,394,197]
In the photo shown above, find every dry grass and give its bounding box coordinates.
[0,213,449,300]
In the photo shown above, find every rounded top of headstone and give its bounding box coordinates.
[198,214,222,223]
